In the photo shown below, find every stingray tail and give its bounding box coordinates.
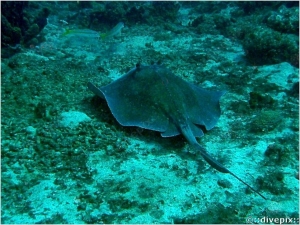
[196,145,230,174]
[194,143,267,200]
[180,124,266,199]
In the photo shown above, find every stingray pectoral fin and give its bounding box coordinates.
[87,82,105,99]
[161,123,180,137]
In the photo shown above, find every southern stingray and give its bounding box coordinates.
[88,62,266,200]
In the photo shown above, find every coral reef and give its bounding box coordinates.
[1,1,298,224]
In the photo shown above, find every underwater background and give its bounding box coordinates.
[1,1,299,224]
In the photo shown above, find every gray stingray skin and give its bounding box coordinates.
[88,63,266,200]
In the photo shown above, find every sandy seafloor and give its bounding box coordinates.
[1,2,299,224]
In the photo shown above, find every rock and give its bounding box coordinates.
[25,126,37,137]
[58,111,91,129]
[217,179,233,188]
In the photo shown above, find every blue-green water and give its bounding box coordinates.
[1,1,299,224]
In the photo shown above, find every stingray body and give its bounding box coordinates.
[88,63,266,199]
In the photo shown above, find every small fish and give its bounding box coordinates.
[62,29,99,38]
[100,22,124,40]
[59,20,68,25]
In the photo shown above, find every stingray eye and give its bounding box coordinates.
[136,62,141,68]
[135,62,141,71]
